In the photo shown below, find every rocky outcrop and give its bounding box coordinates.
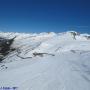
[0,36,16,62]
[84,36,90,40]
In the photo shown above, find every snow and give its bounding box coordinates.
[0,31,90,90]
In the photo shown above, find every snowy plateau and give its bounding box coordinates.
[0,31,90,90]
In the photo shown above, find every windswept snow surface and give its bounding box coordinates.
[0,31,90,90]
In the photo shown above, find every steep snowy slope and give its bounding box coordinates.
[0,31,90,90]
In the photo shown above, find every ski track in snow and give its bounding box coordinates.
[0,31,90,90]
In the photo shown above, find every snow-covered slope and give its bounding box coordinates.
[0,31,90,90]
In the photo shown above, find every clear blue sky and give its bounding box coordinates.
[0,0,90,33]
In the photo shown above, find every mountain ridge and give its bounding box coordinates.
[0,31,90,90]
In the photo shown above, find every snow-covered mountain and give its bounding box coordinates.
[0,31,90,90]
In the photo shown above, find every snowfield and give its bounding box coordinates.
[0,31,90,90]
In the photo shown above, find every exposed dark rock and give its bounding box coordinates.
[16,54,32,59]
[84,36,90,40]
[16,48,32,59]
[33,52,55,57]
[0,36,16,62]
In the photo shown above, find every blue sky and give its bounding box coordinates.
[0,0,90,33]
